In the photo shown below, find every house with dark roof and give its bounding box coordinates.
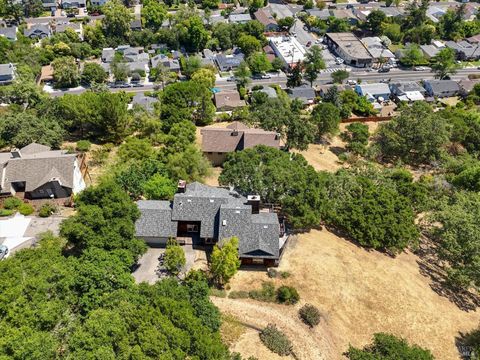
[215,51,245,71]
[61,0,85,8]
[445,40,480,60]
[101,48,115,63]
[423,79,460,98]
[55,22,83,40]
[24,24,51,39]
[214,90,246,111]
[135,181,288,266]
[390,81,426,102]
[458,79,480,97]
[0,143,86,200]
[287,85,316,105]
[130,93,159,112]
[201,122,281,165]
[254,9,278,31]
[228,13,252,24]
[306,8,331,20]
[0,63,15,85]
[0,26,17,41]
[151,54,181,72]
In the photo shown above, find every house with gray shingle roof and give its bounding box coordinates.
[0,26,17,41]
[423,79,460,98]
[151,54,181,72]
[0,63,15,85]
[0,143,86,200]
[135,181,287,266]
[24,24,51,39]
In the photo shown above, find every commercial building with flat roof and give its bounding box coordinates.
[268,36,306,68]
[324,32,373,68]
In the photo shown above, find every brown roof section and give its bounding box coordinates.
[201,122,281,153]
[254,8,277,27]
[214,90,246,110]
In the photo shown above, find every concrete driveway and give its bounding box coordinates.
[132,248,165,284]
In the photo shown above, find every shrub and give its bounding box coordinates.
[89,147,109,166]
[18,203,34,216]
[4,197,22,210]
[39,203,56,218]
[76,140,92,152]
[267,268,278,278]
[259,324,292,356]
[249,282,276,302]
[299,304,321,327]
[103,143,114,152]
[280,271,291,279]
[0,209,14,217]
[210,288,227,298]
[228,290,249,299]
[276,286,300,305]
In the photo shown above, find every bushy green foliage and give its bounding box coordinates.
[345,333,434,359]
[76,139,92,152]
[341,123,369,156]
[0,112,64,149]
[0,184,229,359]
[228,290,250,299]
[39,203,57,218]
[0,209,14,217]
[299,304,321,327]
[374,102,450,165]
[276,285,300,305]
[60,181,146,260]
[142,174,177,200]
[219,146,328,229]
[248,282,276,302]
[17,203,34,215]
[259,324,293,356]
[3,197,23,210]
[210,237,240,288]
[429,191,480,290]
[164,239,186,276]
[324,169,419,254]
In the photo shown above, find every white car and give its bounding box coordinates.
[0,245,9,260]
[335,57,344,65]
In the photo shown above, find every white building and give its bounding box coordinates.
[268,36,306,68]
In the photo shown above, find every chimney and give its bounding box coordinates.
[177,180,186,193]
[247,195,261,214]
[11,149,21,158]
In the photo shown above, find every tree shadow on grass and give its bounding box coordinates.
[455,328,479,359]
[415,234,480,312]
[328,146,346,157]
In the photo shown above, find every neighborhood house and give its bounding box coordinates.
[201,122,281,165]
[0,143,87,200]
[135,181,288,266]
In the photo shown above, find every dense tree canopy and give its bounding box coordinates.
[0,181,229,359]
[219,146,328,229]
[374,102,450,165]
[324,168,419,254]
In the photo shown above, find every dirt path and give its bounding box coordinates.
[212,297,337,360]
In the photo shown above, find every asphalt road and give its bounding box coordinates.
[291,19,317,47]
[25,14,104,24]
[47,68,480,97]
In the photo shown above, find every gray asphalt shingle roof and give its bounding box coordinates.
[136,200,177,238]
[135,182,282,259]
[1,143,77,192]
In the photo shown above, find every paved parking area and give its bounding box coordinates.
[132,247,165,284]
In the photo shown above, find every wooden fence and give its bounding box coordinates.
[341,116,392,123]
